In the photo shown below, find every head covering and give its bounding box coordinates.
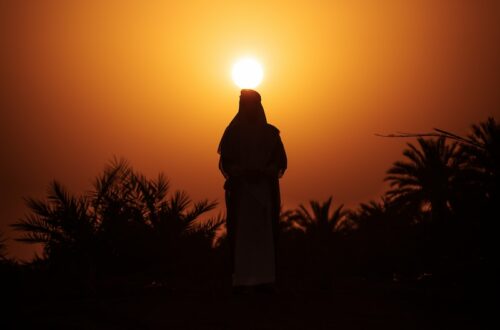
[229,89,267,128]
[218,90,285,180]
[218,89,267,155]
[218,90,270,176]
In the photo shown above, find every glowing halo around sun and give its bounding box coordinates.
[231,58,263,89]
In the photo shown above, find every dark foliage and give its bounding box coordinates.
[11,158,221,296]
[8,117,496,305]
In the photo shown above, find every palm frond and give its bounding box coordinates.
[154,173,170,201]
[11,214,57,244]
[291,197,347,234]
[187,213,225,237]
[184,199,218,224]
[167,191,191,216]
[91,157,132,207]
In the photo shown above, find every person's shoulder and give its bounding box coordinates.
[222,123,238,136]
[265,124,281,134]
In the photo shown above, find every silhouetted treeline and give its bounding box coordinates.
[5,159,224,297]
[276,118,495,293]
[2,117,497,299]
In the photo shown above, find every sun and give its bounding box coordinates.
[231,58,263,89]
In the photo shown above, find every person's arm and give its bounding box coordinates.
[219,127,243,178]
[264,132,287,178]
[276,135,287,178]
[220,154,244,178]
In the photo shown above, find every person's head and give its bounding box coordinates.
[238,89,266,125]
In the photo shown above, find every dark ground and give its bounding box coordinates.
[7,276,479,330]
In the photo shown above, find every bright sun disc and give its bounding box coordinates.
[232,58,263,89]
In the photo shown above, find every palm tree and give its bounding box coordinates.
[183,213,225,288]
[460,117,499,202]
[154,190,217,242]
[88,158,219,278]
[186,214,225,247]
[460,118,499,274]
[11,158,220,283]
[385,137,463,222]
[89,159,169,272]
[351,197,396,230]
[379,117,498,216]
[291,197,347,236]
[349,198,420,279]
[289,197,348,287]
[351,196,419,231]
[10,180,98,294]
[378,118,497,279]
[11,181,94,262]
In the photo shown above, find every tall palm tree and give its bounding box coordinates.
[380,117,498,215]
[378,118,497,278]
[460,117,499,202]
[460,118,499,272]
[385,137,463,222]
[429,117,499,288]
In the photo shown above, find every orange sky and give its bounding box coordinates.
[1,0,499,260]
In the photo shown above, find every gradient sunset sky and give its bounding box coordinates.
[1,0,499,259]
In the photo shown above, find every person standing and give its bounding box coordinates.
[218,89,287,292]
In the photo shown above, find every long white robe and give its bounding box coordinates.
[232,180,275,286]
[219,107,287,287]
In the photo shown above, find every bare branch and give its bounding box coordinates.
[375,127,484,149]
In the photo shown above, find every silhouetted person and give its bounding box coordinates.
[218,89,287,292]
